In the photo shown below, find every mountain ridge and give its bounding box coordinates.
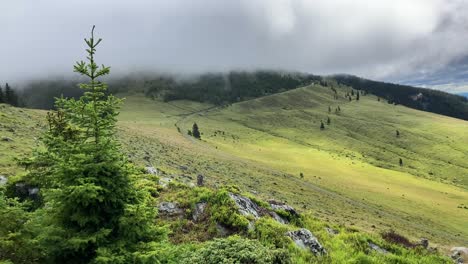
[14,71,468,120]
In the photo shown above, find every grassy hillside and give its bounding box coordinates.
[0,104,45,176]
[1,84,467,252]
[174,85,468,247]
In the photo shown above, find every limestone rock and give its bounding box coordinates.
[369,242,389,255]
[286,228,327,255]
[158,202,184,217]
[451,247,468,263]
[192,202,207,222]
[0,175,7,186]
[229,193,263,219]
[270,211,288,224]
[145,166,158,175]
[268,200,298,216]
[159,177,173,188]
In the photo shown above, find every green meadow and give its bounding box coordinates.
[1,84,467,251]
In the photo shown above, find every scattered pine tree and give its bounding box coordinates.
[328,106,331,113]
[0,85,3,103]
[320,121,325,130]
[351,90,355,96]
[396,130,400,137]
[327,116,331,125]
[399,158,403,166]
[192,122,201,139]
[4,83,18,106]
[356,91,360,101]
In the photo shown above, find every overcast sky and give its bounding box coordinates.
[2,0,468,92]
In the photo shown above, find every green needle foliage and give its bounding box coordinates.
[14,26,165,263]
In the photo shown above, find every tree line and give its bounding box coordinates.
[333,74,468,120]
[8,69,468,121]
[0,83,19,106]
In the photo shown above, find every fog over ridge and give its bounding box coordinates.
[2,0,468,92]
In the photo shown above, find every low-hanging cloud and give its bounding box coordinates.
[2,0,468,90]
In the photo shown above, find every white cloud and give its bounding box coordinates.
[1,0,468,89]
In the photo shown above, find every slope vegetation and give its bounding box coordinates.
[176,84,468,247]
[1,85,467,250]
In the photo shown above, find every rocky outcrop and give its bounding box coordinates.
[145,166,158,175]
[286,228,327,255]
[369,242,389,255]
[451,247,468,264]
[229,193,264,219]
[158,202,184,217]
[270,211,288,224]
[159,177,173,188]
[0,175,7,186]
[192,202,207,222]
[268,200,298,216]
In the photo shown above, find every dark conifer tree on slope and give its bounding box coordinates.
[4,83,18,106]
[0,85,3,103]
[192,122,201,139]
[320,121,325,130]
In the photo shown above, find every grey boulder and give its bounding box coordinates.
[192,202,207,222]
[369,242,389,255]
[269,200,298,216]
[158,202,184,217]
[286,228,327,255]
[229,193,264,219]
[0,175,7,186]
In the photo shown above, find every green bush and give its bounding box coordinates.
[253,218,290,248]
[209,189,249,231]
[182,236,290,264]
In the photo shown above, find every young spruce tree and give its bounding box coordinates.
[21,26,164,263]
[192,122,201,139]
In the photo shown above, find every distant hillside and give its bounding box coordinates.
[458,92,468,98]
[16,71,468,120]
[333,75,468,120]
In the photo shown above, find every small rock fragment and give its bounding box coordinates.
[369,242,389,255]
